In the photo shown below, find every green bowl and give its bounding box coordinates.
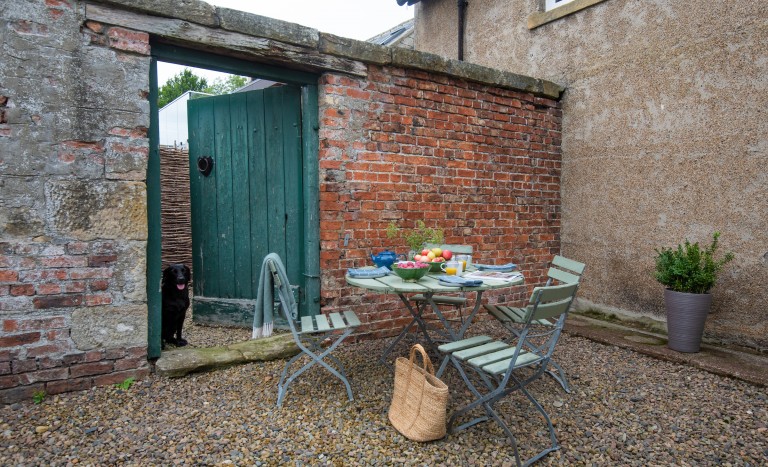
[391,264,430,282]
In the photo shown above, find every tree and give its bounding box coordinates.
[205,75,249,95]
[158,69,209,108]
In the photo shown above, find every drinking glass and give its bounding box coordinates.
[441,260,462,276]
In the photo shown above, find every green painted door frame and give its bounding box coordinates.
[148,41,320,358]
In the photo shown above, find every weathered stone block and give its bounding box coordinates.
[70,305,147,350]
[46,180,147,241]
[91,0,220,27]
[217,7,319,48]
[0,177,45,237]
[319,33,391,65]
[114,241,147,303]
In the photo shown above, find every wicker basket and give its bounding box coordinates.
[388,344,449,442]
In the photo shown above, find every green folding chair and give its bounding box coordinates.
[438,281,579,466]
[263,254,361,407]
[484,255,585,392]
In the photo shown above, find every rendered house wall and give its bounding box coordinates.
[413,0,768,350]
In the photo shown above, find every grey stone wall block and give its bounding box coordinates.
[0,176,46,238]
[113,241,147,303]
[318,33,392,65]
[217,7,319,48]
[45,180,147,241]
[70,304,148,350]
[105,136,149,180]
[93,0,219,27]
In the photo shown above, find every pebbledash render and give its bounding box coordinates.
[0,0,563,404]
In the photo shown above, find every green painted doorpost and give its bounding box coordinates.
[148,42,320,351]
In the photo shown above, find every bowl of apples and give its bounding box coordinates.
[414,247,453,272]
[391,261,431,282]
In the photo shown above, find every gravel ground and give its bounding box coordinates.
[2,320,767,466]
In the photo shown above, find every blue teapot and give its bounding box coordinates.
[371,250,404,270]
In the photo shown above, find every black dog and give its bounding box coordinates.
[161,264,191,349]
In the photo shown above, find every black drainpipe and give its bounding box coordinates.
[458,0,468,61]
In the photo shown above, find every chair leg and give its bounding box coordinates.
[445,356,560,467]
[502,323,570,394]
[545,361,571,393]
[276,329,354,407]
[514,377,560,465]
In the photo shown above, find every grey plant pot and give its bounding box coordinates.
[664,289,712,353]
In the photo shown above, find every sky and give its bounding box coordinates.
[157,0,414,85]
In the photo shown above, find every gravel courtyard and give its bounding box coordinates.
[2,321,766,466]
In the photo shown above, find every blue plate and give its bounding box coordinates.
[347,266,390,279]
[473,262,517,272]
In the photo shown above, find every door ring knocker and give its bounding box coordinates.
[197,156,214,176]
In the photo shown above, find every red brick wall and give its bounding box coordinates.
[317,67,562,340]
[0,241,119,312]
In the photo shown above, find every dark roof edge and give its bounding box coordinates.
[89,0,564,99]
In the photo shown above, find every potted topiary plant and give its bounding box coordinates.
[654,231,734,352]
[386,220,444,260]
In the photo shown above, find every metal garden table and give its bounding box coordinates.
[345,271,524,374]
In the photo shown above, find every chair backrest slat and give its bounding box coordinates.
[547,267,580,285]
[530,298,575,321]
[423,243,473,254]
[552,255,586,275]
[528,282,578,304]
[525,282,579,321]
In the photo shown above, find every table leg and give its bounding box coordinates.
[434,290,485,376]
[379,293,435,365]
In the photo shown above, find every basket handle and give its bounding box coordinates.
[408,343,435,376]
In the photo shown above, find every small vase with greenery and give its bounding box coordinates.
[386,221,444,259]
[653,231,733,353]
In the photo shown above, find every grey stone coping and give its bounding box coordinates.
[90,0,564,99]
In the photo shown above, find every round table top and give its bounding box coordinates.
[345,270,524,294]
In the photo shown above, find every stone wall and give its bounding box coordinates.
[413,0,768,350]
[0,0,562,403]
[0,1,151,403]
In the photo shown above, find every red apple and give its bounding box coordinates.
[441,250,453,260]
[421,248,430,256]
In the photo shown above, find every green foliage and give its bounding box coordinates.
[204,75,249,95]
[158,69,209,108]
[114,377,136,391]
[386,220,444,253]
[158,69,252,109]
[654,232,734,294]
[32,390,46,404]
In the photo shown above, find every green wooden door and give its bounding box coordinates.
[187,86,308,326]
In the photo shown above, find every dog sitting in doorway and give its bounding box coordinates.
[161,264,191,349]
